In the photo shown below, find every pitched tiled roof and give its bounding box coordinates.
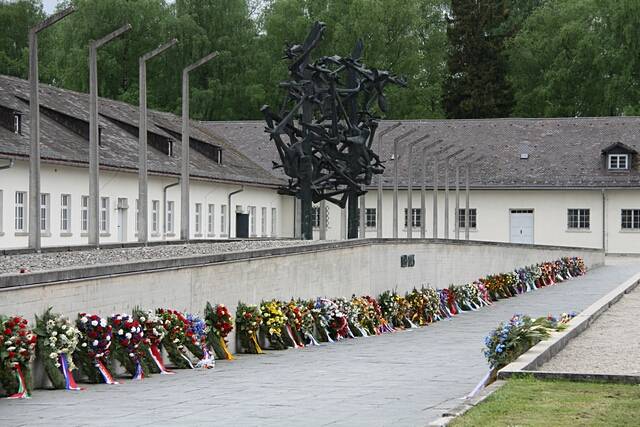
[202,117,640,189]
[0,75,282,187]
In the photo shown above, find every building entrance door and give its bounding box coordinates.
[510,209,534,244]
[117,208,127,242]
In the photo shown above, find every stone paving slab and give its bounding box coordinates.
[1,264,639,427]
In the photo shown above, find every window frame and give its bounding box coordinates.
[40,193,50,233]
[261,207,267,237]
[14,191,26,232]
[457,208,477,230]
[60,194,71,233]
[249,206,257,236]
[99,196,110,233]
[166,201,174,234]
[608,154,629,170]
[403,208,422,228]
[207,203,215,236]
[271,207,277,237]
[365,208,377,228]
[195,203,202,235]
[81,195,89,233]
[621,209,640,230]
[151,200,159,234]
[567,208,590,230]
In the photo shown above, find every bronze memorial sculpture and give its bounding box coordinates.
[262,21,405,240]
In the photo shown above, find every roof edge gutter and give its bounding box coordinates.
[0,158,14,171]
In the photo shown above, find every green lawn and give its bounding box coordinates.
[451,377,640,427]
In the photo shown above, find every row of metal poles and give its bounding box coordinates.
[318,124,484,241]
[27,8,217,251]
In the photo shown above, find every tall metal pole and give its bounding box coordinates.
[392,129,416,238]
[420,147,427,238]
[455,166,460,239]
[138,39,177,244]
[319,199,327,240]
[180,51,218,242]
[359,194,366,238]
[89,24,131,247]
[28,7,75,251]
[444,161,450,239]
[406,134,429,238]
[432,159,438,239]
[465,164,470,241]
[376,122,401,238]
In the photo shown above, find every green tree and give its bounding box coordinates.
[443,0,514,118]
[0,0,45,78]
[507,0,640,117]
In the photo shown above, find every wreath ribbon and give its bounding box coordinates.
[59,353,83,391]
[149,344,174,375]
[219,336,235,360]
[95,359,119,385]
[6,363,29,399]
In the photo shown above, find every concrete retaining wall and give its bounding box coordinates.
[0,238,604,356]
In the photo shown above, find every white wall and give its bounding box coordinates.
[0,160,293,249]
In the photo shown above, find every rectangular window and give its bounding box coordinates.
[567,208,590,230]
[457,208,477,229]
[166,201,174,234]
[621,209,640,230]
[15,191,26,232]
[208,204,215,235]
[151,200,159,234]
[271,207,277,236]
[261,207,267,236]
[100,197,109,233]
[60,194,71,233]
[608,154,629,170]
[195,203,202,235]
[312,206,321,228]
[220,204,227,235]
[403,208,422,228]
[40,193,50,232]
[249,206,257,236]
[81,195,88,232]
[366,208,377,228]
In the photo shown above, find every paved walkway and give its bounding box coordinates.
[2,263,639,427]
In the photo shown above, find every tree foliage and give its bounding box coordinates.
[0,0,45,78]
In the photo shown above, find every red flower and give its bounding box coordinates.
[113,319,121,326]
[8,351,15,359]
[4,328,11,335]
[7,321,15,329]
[244,313,252,319]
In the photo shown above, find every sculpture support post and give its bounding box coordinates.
[392,129,416,238]
[359,194,366,238]
[138,39,177,244]
[180,52,218,242]
[319,199,327,240]
[406,134,429,238]
[376,122,401,238]
[28,6,75,251]
[89,24,131,247]
[420,147,427,238]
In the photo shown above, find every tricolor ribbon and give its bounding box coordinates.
[7,363,30,399]
[59,353,83,391]
[95,360,119,385]
[305,332,321,346]
[149,345,174,375]
[219,336,235,360]
[132,361,144,380]
[285,324,304,348]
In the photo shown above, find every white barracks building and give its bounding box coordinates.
[1,75,639,254]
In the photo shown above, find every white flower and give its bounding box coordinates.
[118,329,124,335]
[49,352,58,359]
[106,336,111,341]
[173,339,179,343]
[139,332,143,337]
[100,319,107,328]
[47,320,55,327]
[91,320,98,327]
[125,332,132,339]
[51,331,58,337]
[140,317,146,322]
[66,329,74,337]
[50,336,57,343]
[80,317,88,324]
[54,362,61,368]
[7,346,15,351]
[92,340,99,346]
[128,352,134,357]
[61,324,67,330]
[116,315,122,320]
[81,342,87,348]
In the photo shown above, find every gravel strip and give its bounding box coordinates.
[0,240,330,275]
[539,285,640,375]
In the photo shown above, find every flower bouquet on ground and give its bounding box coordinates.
[352,296,379,335]
[74,313,117,384]
[0,315,37,398]
[34,308,81,390]
[440,288,458,317]
[204,302,234,360]
[156,309,194,369]
[421,287,442,323]
[133,308,171,375]
[315,298,348,341]
[185,313,214,368]
[406,288,427,326]
[298,300,321,345]
[236,303,263,354]
[281,300,305,348]
[378,291,406,329]
[259,300,288,350]
[335,297,363,337]
[364,295,393,333]
[109,314,146,379]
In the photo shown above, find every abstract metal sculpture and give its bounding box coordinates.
[262,21,405,239]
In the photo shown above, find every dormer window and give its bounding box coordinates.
[13,113,21,135]
[608,154,629,170]
[98,127,103,147]
[167,140,174,157]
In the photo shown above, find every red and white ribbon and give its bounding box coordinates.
[286,324,304,348]
[149,345,174,375]
[95,360,119,385]
[7,363,29,399]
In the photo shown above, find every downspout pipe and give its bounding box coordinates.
[0,158,15,170]
[163,181,179,240]
[228,186,244,238]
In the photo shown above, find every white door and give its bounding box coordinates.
[117,209,127,242]
[510,210,534,244]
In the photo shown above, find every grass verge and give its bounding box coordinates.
[451,376,640,426]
